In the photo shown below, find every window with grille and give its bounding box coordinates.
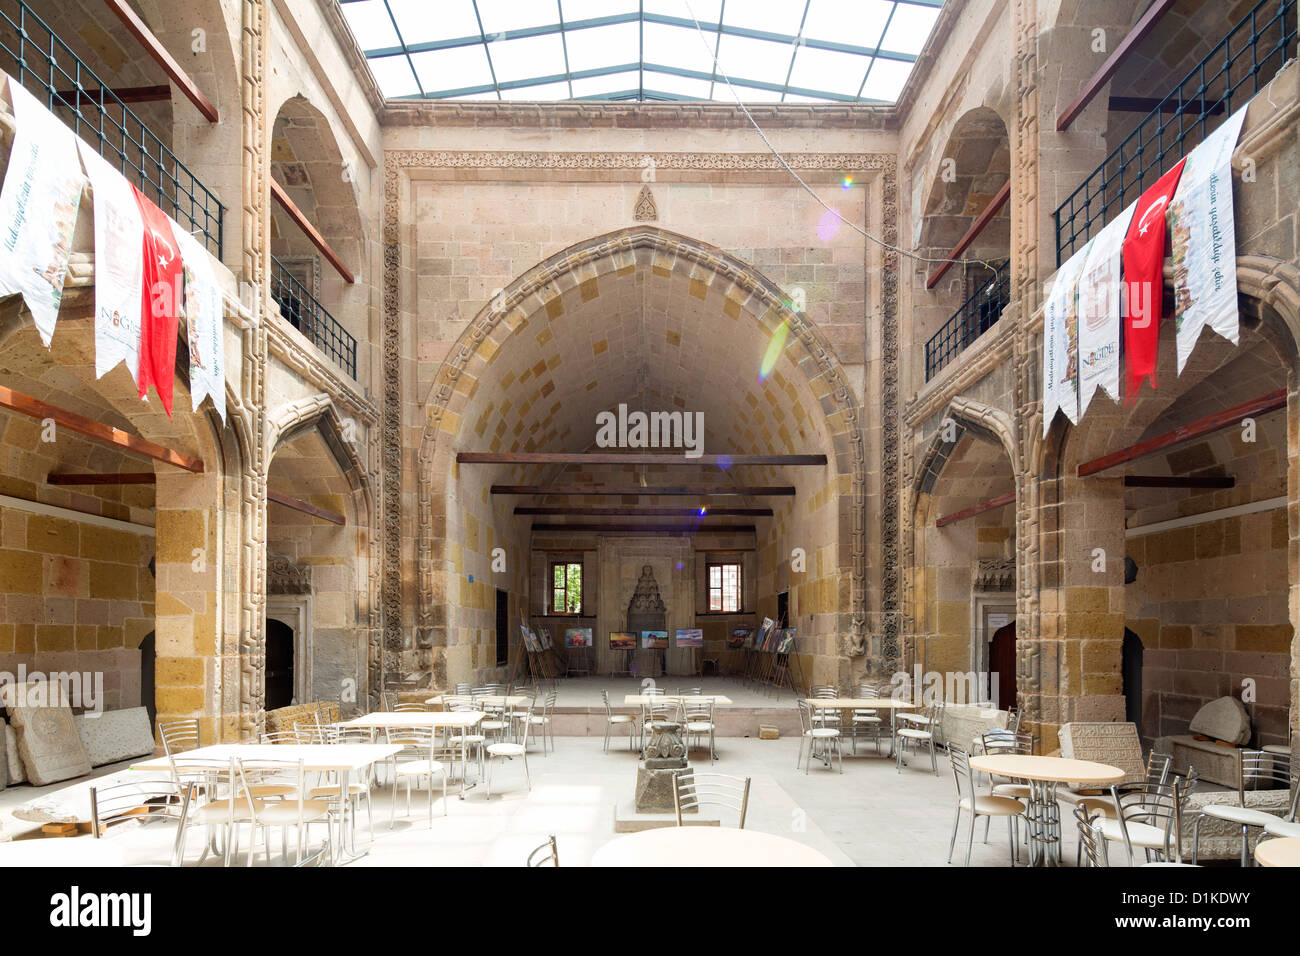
[708,562,742,613]
[550,562,582,615]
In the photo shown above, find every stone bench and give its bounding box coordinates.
[935,704,1008,751]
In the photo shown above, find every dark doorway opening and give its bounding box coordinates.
[989,621,1017,710]
[496,589,509,666]
[777,590,789,628]
[1122,628,1143,731]
[265,619,295,710]
[139,631,156,732]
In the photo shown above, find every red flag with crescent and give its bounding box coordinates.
[131,186,182,417]
[1122,159,1185,401]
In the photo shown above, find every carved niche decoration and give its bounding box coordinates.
[627,564,667,634]
[632,185,658,221]
[973,558,1015,592]
[268,555,312,595]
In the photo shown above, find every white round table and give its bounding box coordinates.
[969,755,1125,867]
[592,826,834,867]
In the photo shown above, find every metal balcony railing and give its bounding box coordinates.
[924,260,1011,382]
[1054,0,1297,266]
[271,255,357,379]
[0,0,224,257]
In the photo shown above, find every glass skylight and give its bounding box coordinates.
[339,0,943,103]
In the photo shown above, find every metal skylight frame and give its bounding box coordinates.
[339,0,942,103]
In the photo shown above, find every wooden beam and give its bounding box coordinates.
[48,473,157,486]
[270,179,356,284]
[267,489,345,525]
[531,523,756,534]
[1078,390,1287,477]
[1123,475,1235,489]
[514,506,773,517]
[459,452,826,466]
[936,491,1015,528]
[56,84,172,108]
[102,0,219,123]
[1056,0,1179,131]
[924,181,1010,290]
[0,386,203,474]
[490,485,796,497]
[1108,95,1225,116]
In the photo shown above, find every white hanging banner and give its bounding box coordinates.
[0,77,87,346]
[1042,241,1090,437]
[77,139,145,384]
[1170,103,1249,374]
[170,222,226,423]
[1077,201,1136,415]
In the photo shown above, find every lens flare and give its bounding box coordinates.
[842,176,853,189]
[759,320,789,381]
[716,454,732,470]
[816,207,841,242]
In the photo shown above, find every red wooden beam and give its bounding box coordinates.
[0,386,203,474]
[102,0,219,123]
[267,489,345,525]
[936,491,1015,528]
[530,523,756,534]
[270,179,356,284]
[1078,389,1287,477]
[1123,475,1235,489]
[924,181,1010,290]
[514,506,773,517]
[56,84,171,108]
[48,473,157,486]
[491,485,796,497]
[459,452,825,466]
[1056,0,1179,131]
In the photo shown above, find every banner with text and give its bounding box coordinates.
[1078,202,1136,416]
[1043,240,1090,437]
[0,77,87,346]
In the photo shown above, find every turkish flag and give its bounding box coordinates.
[131,186,182,417]
[1122,159,1185,401]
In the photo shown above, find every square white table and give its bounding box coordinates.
[132,743,402,865]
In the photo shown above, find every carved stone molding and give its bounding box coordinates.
[974,558,1016,592]
[632,185,658,221]
[268,554,311,595]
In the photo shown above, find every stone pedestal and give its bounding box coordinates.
[634,720,690,815]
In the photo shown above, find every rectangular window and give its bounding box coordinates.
[708,562,742,613]
[551,562,582,615]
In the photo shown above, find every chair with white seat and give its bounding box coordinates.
[947,747,1023,866]
[441,694,487,779]
[1193,750,1298,866]
[1099,778,1186,866]
[601,689,636,752]
[795,699,842,774]
[682,696,718,761]
[390,727,454,827]
[169,757,261,867]
[849,683,884,755]
[673,771,751,828]
[485,705,534,797]
[237,757,331,866]
[519,691,557,754]
[896,701,943,775]
[305,724,375,852]
[158,717,201,756]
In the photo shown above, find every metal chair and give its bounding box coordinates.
[850,683,884,755]
[896,701,943,774]
[795,698,842,773]
[89,777,194,865]
[519,691,557,754]
[390,727,453,828]
[158,718,201,756]
[170,756,258,867]
[1074,805,1109,867]
[485,705,534,797]
[393,702,428,713]
[1193,750,1298,866]
[237,757,332,866]
[527,834,559,866]
[673,771,751,828]
[947,746,1023,866]
[1100,779,1183,865]
[682,696,717,761]
[602,689,636,752]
